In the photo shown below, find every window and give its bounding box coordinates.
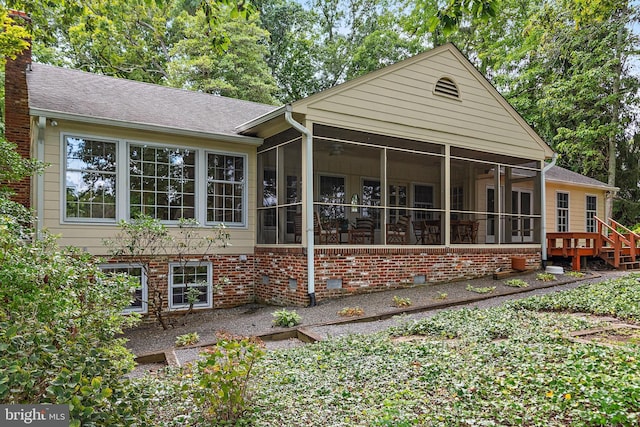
[261,169,277,227]
[586,195,597,232]
[451,186,464,211]
[388,184,407,223]
[286,175,299,233]
[64,135,247,226]
[169,262,212,310]
[318,175,345,221]
[207,153,245,224]
[100,264,147,313]
[65,136,117,221]
[414,184,434,220]
[129,145,196,221]
[557,192,569,232]
[361,179,381,224]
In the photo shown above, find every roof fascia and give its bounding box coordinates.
[30,108,264,145]
[545,177,618,192]
[235,105,287,134]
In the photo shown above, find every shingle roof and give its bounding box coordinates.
[26,64,279,138]
[546,165,617,190]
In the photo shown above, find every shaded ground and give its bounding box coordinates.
[123,268,630,358]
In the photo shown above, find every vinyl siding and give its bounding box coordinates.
[293,45,551,161]
[38,120,257,255]
[545,182,607,232]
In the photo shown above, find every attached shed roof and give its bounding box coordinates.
[546,165,618,191]
[27,63,279,140]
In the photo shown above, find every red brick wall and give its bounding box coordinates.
[4,11,32,208]
[255,247,541,306]
[104,254,255,315]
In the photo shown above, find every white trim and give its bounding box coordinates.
[556,191,570,232]
[168,261,213,310]
[99,263,148,314]
[61,133,120,224]
[31,108,264,146]
[60,132,249,227]
[585,194,598,232]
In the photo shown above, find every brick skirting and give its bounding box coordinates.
[255,246,541,306]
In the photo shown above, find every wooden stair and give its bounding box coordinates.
[546,217,640,271]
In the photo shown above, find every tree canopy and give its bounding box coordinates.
[2,0,640,222]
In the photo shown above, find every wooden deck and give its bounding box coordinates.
[547,217,640,271]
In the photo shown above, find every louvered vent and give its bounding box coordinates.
[434,77,459,98]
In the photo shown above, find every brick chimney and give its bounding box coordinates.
[4,10,32,208]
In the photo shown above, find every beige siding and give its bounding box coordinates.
[293,45,551,161]
[37,120,257,255]
[545,181,607,232]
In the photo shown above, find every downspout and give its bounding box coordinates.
[36,116,46,239]
[284,106,316,306]
[541,152,558,268]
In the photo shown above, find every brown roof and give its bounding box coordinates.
[26,64,279,138]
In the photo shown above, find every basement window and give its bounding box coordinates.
[434,77,460,99]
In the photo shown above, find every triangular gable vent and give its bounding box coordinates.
[434,77,459,99]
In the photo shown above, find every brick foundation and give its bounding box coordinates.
[255,246,541,306]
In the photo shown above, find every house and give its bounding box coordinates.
[11,35,615,314]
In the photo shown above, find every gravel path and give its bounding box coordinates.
[123,268,631,362]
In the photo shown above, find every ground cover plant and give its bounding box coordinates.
[142,274,640,426]
[272,308,301,327]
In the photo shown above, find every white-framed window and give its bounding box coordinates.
[557,192,569,232]
[63,134,247,226]
[64,136,117,221]
[99,264,147,314]
[129,144,196,221]
[413,184,434,220]
[586,195,597,232]
[169,262,213,310]
[206,152,246,224]
[318,175,345,221]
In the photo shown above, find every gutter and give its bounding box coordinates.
[35,117,46,239]
[235,105,286,133]
[283,106,316,307]
[541,152,558,267]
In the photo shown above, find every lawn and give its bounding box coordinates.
[144,274,640,426]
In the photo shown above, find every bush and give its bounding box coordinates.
[338,307,365,317]
[0,216,150,425]
[272,309,301,327]
[194,333,265,422]
[175,332,200,347]
[392,296,412,307]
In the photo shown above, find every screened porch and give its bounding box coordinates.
[257,124,542,246]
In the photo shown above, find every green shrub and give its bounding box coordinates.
[392,296,412,307]
[272,309,302,327]
[466,284,496,294]
[338,307,365,317]
[175,332,200,347]
[0,218,150,425]
[537,272,557,282]
[194,332,265,422]
[504,278,529,288]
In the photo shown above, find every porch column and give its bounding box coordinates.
[444,145,451,245]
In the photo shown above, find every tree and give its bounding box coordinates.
[167,5,278,103]
[104,215,231,330]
